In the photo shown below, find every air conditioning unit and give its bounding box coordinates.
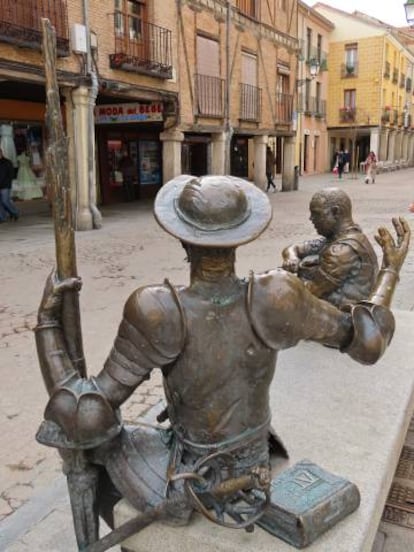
[71,24,87,54]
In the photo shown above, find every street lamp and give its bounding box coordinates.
[297,57,320,87]
[404,0,414,24]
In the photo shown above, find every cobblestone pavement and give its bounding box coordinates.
[1,169,414,547]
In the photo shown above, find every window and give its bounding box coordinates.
[196,35,222,116]
[306,27,312,61]
[344,89,356,109]
[241,52,260,120]
[317,34,322,63]
[115,0,146,40]
[197,35,219,77]
[345,44,358,69]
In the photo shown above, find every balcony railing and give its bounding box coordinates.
[303,95,316,115]
[298,95,326,118]
[110,19,173,79]
[341,62,358,78]
[195,73,224,118]
[236,0,260,20]
[275,92,292,123]
[381,109,391,124]
[240,83,261,121]
[339,107,356,123]
[306,46,328,71]
[383,61,390,79]
[315,99,326,118]
[0,0,69,56]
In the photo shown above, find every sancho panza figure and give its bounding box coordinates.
[282,188,379,308]
[35,176,409,539]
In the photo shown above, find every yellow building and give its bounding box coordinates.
[313,4,414,170]
[297,1,333,175]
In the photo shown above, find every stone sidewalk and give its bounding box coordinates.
[1,169,414,551]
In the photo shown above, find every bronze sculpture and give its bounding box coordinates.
[282,187,379,307]
[35,175,410,551]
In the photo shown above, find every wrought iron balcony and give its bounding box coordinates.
[381,108,391,123]
[339,107,356,123]
[306,46,328,71]
[275,92,293,123]
[298,95,326,118]
[194,73,224,118]
[240,83,261,122]
[110,19,172,79]
[341,62,358,78]
[315,99,326,118]
[0,0,69,56]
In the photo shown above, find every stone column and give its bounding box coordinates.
[379,129,388,161]
[71,86,94,231]
[211,132,226,175]
[160,129,184,183]
[402,131,409,161]
[387,130,396,161]
[282,136,296,191]
[369,128,380,156]
[253,135,267,189]
[394,130,403,160]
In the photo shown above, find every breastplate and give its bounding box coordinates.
[162,280,277,446]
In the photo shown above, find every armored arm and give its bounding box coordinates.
[36,274,184,448]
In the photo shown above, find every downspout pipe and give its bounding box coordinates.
[82,0,102,229]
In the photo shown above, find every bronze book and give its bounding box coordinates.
[256,459,361,548]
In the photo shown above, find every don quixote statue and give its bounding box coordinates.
[35,18,410,552]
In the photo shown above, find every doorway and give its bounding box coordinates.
[182,136,209,176]
[230,136,248,178]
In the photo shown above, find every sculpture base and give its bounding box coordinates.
[257,459,360,548]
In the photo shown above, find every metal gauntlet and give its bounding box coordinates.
[341,301,395,365]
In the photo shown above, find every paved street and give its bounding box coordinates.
[1,169,414,551]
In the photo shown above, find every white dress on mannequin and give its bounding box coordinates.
[12,152,43,200]
[0,124,17,167]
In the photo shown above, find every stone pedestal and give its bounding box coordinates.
[114,310,414,552]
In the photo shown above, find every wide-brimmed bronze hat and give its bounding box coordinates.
[154,175,272,247]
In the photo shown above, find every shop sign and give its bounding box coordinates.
[95,102,163,124]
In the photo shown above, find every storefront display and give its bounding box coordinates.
[5,123,46,201]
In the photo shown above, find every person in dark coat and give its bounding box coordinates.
[265,146,277,192]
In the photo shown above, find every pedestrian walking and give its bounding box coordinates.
[336,150,345,180]
[364,151,377,184]
[118,149,135,202]
[0,148,19,222]
[266,146,277,192]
